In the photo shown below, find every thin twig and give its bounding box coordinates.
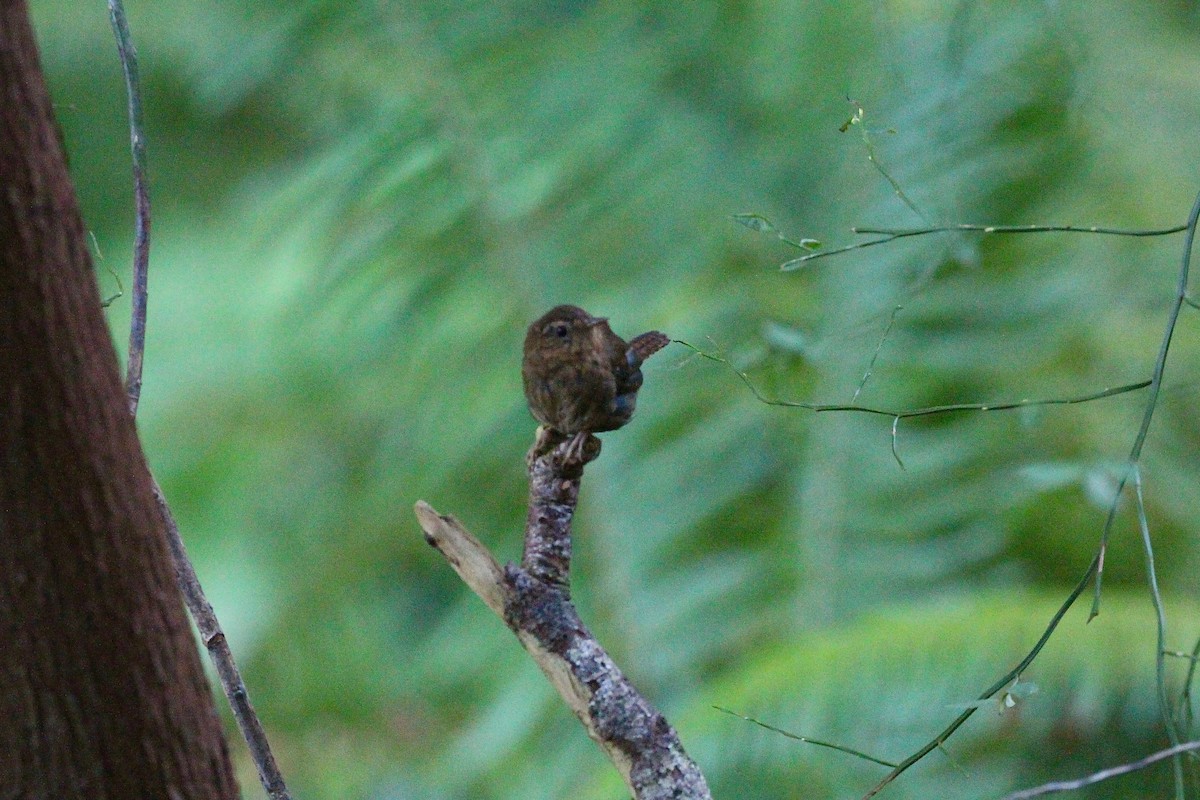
[736,201,1200,792]
[98,259,124,308]
[713,707,898,768]
[676,339,1150,420]
[107,0,149,418]
[842,100,929,224]
[1133,467,1186,796]
[862,191,1200,797]
[852,304,903,404]
[89,230,126,307]
[1091,190,1200,619]
[1180,635,1200,733]
[889,416,904,470]
[678,337,1148,469]
[785,222,1188,268]
[107,5,291,796]
[1001,740,1200,800]
[854,223,1189,237]
[153,480,292,800]
[1089,465,1132,622]
[860,553,1098,799]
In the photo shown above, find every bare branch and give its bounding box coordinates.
[414,502,507,615]
[786,222,1188,268]
[854,223,1189,237]
[1134,466,1186,792]
[1002,740,1200,800]
[864,189,1200,798]
[416,437,711,800]
[852,303,903,404]
[1091,189,1200,619]
[107,0,149,418]
[675,339,1150,420]
[1178,635,1200,732]
[860,553,1098,799]
[154,480,292,800]
[108,6,291,795]
[714,706,898,768]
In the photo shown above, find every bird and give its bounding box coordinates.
[522,305,669,462]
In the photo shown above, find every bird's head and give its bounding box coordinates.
[525,305,610,356]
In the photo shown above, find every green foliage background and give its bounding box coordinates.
[28,1,1200,797]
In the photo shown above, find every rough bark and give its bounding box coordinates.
[417,437,712,800]
[0,2,239,798]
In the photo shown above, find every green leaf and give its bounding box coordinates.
[731,212,777,234]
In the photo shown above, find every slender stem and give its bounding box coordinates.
[1091,189,1200,617]
[737,203,1200,793]
[1133,467,1186,796]
[862,191,1200,798]
[153,480,292,800]
[107,0,149,418]
[1179,635,1200,732]
[714,707,898,768]
[859,553,1099,799]
[108,5,291,796]
[851,304,903,404]
[889,416,904,470]
[853,223,1188,237]
[786,222,1188,267]
[1002,740,1200,800]
[676,339,1150,420]
[843,101,929,225]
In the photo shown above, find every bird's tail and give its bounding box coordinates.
[627,331,670,367]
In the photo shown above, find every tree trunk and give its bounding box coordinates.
[0,2,239,797]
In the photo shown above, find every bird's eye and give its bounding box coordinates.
[550,323,569,339]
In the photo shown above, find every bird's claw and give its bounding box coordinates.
[526,425,562,468]
[526,427,601,471]
[562,431,601,466]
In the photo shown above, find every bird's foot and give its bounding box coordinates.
[562,431,601,466]
[527,428,601,471]
[526,426,565,468]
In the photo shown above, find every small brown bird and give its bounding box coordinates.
[522,305,669,461]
